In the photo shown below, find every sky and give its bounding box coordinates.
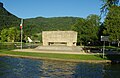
[0,0,103,19]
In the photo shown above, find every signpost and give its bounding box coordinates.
[20,19,23,49]
[101,36,109,58]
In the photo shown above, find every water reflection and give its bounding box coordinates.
[0,57,42,78]
[103,63,120,78]
[0,56,120,78]
[40,60,77,77]
[75,63,103,78]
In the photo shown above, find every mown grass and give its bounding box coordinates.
[0,50,104,60]
[0,50,120,61]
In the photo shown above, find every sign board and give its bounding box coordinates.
[101,36,109,41]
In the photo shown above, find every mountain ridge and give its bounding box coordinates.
[0,2,79,36]
[0,2,20,30]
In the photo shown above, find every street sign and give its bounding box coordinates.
[101,36,109,41]
[101,36,109,58]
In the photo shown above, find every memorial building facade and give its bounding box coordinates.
[42,31,77,46]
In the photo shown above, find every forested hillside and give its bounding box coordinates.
[0,2,20,30]
[24,17,79,36]
[0,2,120,46]
[0,2,80,42]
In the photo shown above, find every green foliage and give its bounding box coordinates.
[32,33,42,42]
[8,27,20,42]
[0,6,79,42]
[24,17,79,35]
[0,50,105,60]
[1,28,8,42]
[85,15,100,42]
[101,0,119,15]
[103,6,120,41]
[72,14,100,45]
[1,27,20,42]
[0,5,101,45]
[72,18,85,45]
[0,6,20,31]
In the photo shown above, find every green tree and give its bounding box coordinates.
[8,27,20,42]
[101,0,119,15]
[72,18,85,45]
[1,27,20,42]
[103,6,120,46]
[85,15,100,43]
[1,28,8,42]
[72,15,100,45]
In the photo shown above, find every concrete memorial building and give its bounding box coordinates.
[42,31,77,46]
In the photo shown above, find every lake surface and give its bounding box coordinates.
[0,56,120,78]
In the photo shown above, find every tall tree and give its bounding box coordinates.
[85,15,100,43]
[72,15,100,45]
[72,18,85,45]
[1,28,8,42]
[1,27,20,42]
[7,27,20,42]
[101,0,119,15]
[103,6,120,46]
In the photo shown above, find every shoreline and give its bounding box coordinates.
[0,53,112,63]
[12,49,101,55]
[0,49,120,63]
[12,49,120,55]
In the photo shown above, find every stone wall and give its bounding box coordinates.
[42,31,77,46]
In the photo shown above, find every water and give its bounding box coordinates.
[0,56,120,78]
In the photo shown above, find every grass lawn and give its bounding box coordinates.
[0,50,120,62]
[0,50,105,60]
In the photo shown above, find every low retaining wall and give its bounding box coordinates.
[35,46,84,52]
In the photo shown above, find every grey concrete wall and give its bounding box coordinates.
[42,31,77,46]
[35,46,83,52]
